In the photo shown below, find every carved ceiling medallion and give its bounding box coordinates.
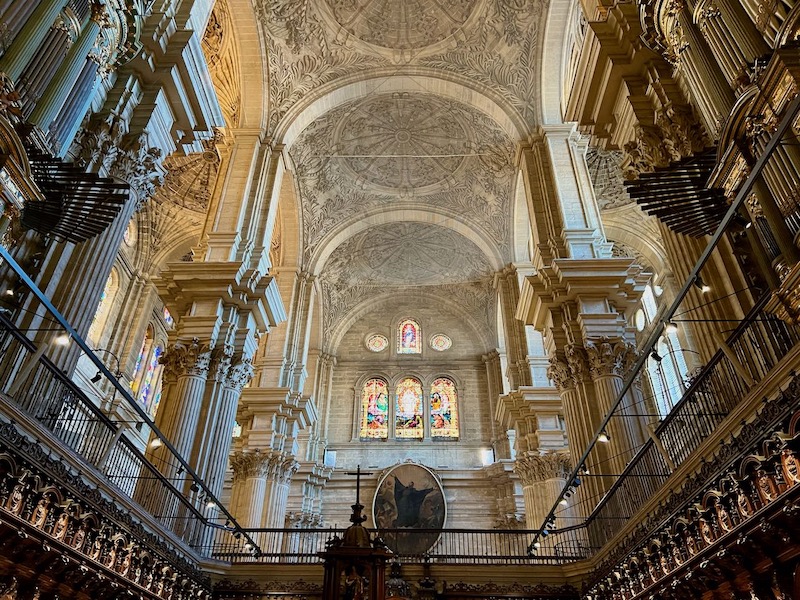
[335,93,470,193]
[322,222,493,287]
[324,0,479,51]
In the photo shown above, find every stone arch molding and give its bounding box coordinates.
[307,208,506,278]
[276,73,527,151]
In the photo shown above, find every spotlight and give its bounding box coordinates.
[533,541,541,549]
[4,289,13,296]
[150,438,163,449]
[90,371,102,383]
[733,213,752,229]
[190,482,199,493]
[54,334,70,346]
[541,529,550,537]
[579,464,590,475]
[598,431,611,443]
[206,499,217,510]
[650,350,663,362]
[573,477,582,487]
[694,275,711,293]
[664,321,678,334]
[559,498,568,506]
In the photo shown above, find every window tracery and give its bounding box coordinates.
[430,334,452,351]
[366,334,388,352]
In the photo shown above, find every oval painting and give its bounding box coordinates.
[372,463,446,556]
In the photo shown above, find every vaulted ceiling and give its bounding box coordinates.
[251,0,550,349]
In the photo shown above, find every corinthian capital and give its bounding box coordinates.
[159,338,213,379]
[515,452,571,487]
[547,358,573,392]
[585,337,638,379]
[224,359,254,393]
[231,450,299,484]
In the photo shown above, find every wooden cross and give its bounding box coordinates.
[344,465,373,506]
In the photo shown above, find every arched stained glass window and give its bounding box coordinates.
[360,378,389,439]
[397,319,421,354]
[395,377,423,438]
[430,377,459,439]
[130,326,153,394]
[88,271,116,344]
[139,345,163,415]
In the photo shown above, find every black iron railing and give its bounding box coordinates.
[585,298,800,549]
[205,526,592,565]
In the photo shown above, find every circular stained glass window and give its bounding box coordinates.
[430,334,452,351]
[366,334,388,352]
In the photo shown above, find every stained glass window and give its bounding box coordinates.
[139,345,163,414]
[430,377,459,439]
[130,326,152,394]
[163,307,174,328]
[395,377,423,438]
[397,319,421,354]
[88,273,114,343]
[366,334,388,352]
[359,378,389,439]
[430,334,452,351]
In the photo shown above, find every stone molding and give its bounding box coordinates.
[515,451,571,486]
[230,450,299,484]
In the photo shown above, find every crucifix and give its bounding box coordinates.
[345,465,373,507]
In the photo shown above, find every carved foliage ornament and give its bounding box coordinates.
[585,337,639,379]
[515,451,572,486]
[159,338,214,379]
[230,450,300,483]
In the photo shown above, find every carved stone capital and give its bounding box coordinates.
[224,358,254,393]
[585,337,639,379]
[515,451,571,486]
[547,357,574,392]
[109,131,164,203]
[159,338,213,379]
[231,450,299,484]
[210,344,235,381]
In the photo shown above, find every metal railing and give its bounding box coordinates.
[585,299,800,548]
[0,246,259,560]
[204,526,592,566]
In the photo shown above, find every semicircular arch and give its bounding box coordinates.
[308,207,505,277]
[276,71,528,150]
[325,288,495,355]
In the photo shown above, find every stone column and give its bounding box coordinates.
[515,451,571,552]
[230,450,299,529]
[152,339,212,470]
[195,354,254,497]
[585,338,646,470]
